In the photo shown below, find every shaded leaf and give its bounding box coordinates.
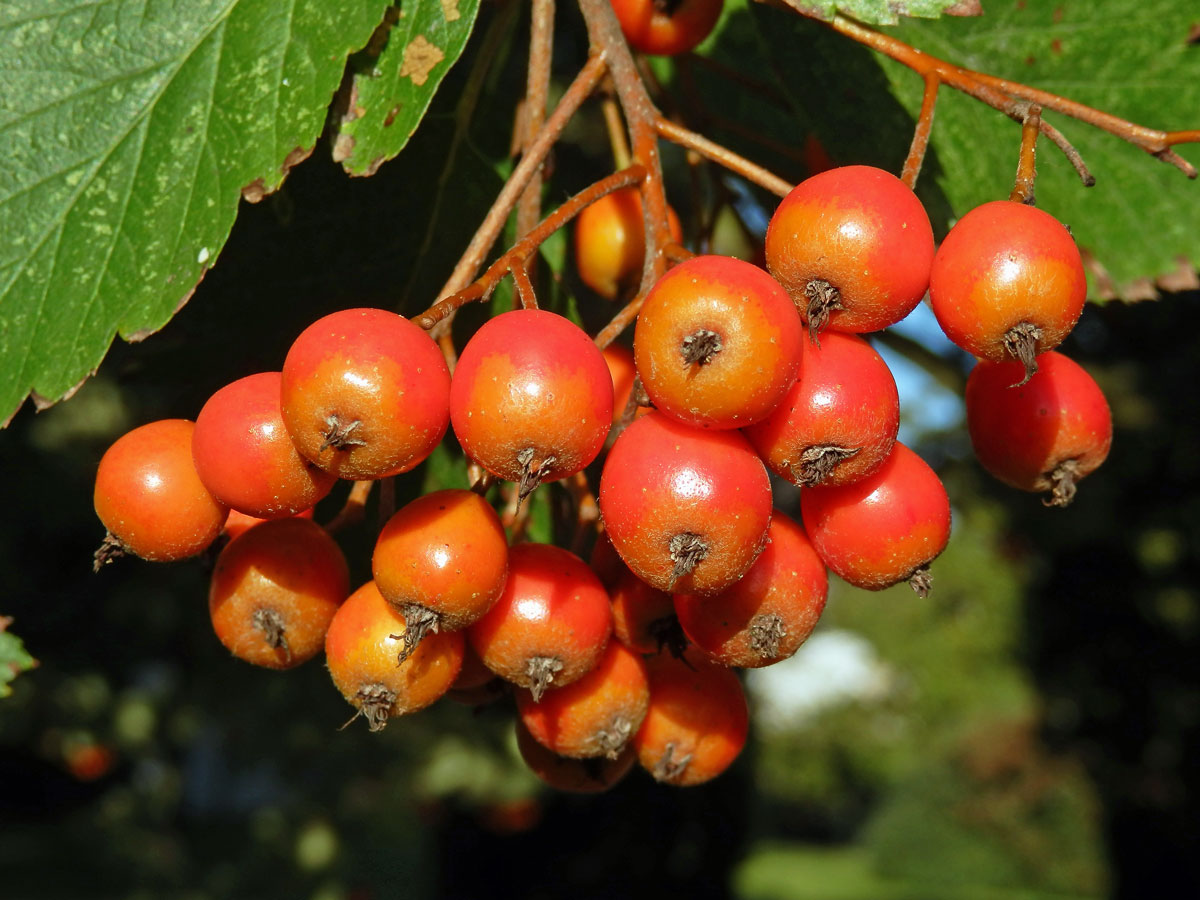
[778,0,980,27]
[335,0,482,176]
[0,0,391,426]
[0,617,36,698]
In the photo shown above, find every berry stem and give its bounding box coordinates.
[1010,104,1043,205]
[653,117,793,197]
[323,479,374,536]
[515,0,556,252]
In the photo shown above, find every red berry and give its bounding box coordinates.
[371,488,509,657]
[610,567,682,656]
[743,331,900,487]
[632,651,749,787]
[325,581,464,730]
[800,442,951,597]
[765,165,934,337]
[516,640,650,759]
[965,351,1112,507]
[467,543,612,700]
[193,372,336,518]
[929,200,1086,381]
[633,255,804,429]
[94,419,228,566]
[515,720,636,794]
[209,518,349,669]
[599,411,772,596]
[574,188,683,300]
[280,308,451,480]
[674,509,828,668]
[450,309,613,500]
[610,0,724,56]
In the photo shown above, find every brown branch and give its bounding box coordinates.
[1010,104,1042,205]
[517,0,556,243]
[417,167,648,329]
[654,117,793,197]
[593,289,646,350]
[323,480,374,535]
[566,471,601,556]
[901,75,939,188]
[429,51,609,338]
[511,262,539,309]
[601,90,633,169]
[828,13,1199,182]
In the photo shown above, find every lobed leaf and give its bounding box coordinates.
[0,617,36,698]
[335,0,482,176]
[0,0,392,427]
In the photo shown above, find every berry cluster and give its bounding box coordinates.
[92,161,1110,794]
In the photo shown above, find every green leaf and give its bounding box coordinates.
[883,1,1200,297]
[0,0,391,426]
[335,0,482,176]
[0,617,36,698]
[745,0,1200,297]
[778,0,979,27]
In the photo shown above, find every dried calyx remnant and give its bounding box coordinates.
[93,533,125,572]
[353,683,397,732]
[517,446,557,503]
[668,532,708,587]
[795,445,860,486]
[526,655,564,702]
[653,741,692,783]
[749,613,786,660]
[1045,458,1082,508]
[804,279,843,344]
[391,603,440,665]
[595,715,633,759]
[252,608,291,661]
[908,566,934,598]
[321,413,367,452]
[680,329,722,366]
[1002,321,1043,386]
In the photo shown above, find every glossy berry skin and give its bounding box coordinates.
[575,188,683,300]
[675,509,828,668]
[765,165,934,335]
[966,351,1112,506]
[611,0,724,56]
[223,507,314,542]
[602,343,643,425]
[372,489,509,631]
[930,201,1086,365]
[450,309,613,491]
[634,255,804,429]
[743,331,900,487]
[209,518,349,669]
[611,567,680,656]
[325,581,464,731]
[517,640,650,760]
[94,419,228,563]
[515,720,636,794]
[800,442,951,595]
[632,651,749,787]
[467,543,612,699]
[280,308,451,480]
[193,372,337,518]
[599,411,772,596]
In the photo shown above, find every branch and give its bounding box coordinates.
[1010,104,1042,205]
[516,0,556,241]
[827,13,1199,185]
[654,117,794,197]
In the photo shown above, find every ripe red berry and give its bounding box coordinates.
[610,0,724,57]
[280,308,451,480]
[633,255,804,429]
[610,566,683,656]
[632,651,749,787]
[193,372,337,518]
[516,640,650,759]
[325,581,464,730]
[94,419,229,567]
[599,411,772,596]
[371,488,509,658]
[743,331,900,487]
[602,343,645,425]
[515,720,636,794]
[765,165,934,338]
[223,507,314,542]
[208,518,349,669]
[674,509,828,668]
[929,200,1086,382]
[574,188,683,300]
[450,309,613,500]
[800,442,951,597]
[467,543,612,700]
[965,351,1112,507]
